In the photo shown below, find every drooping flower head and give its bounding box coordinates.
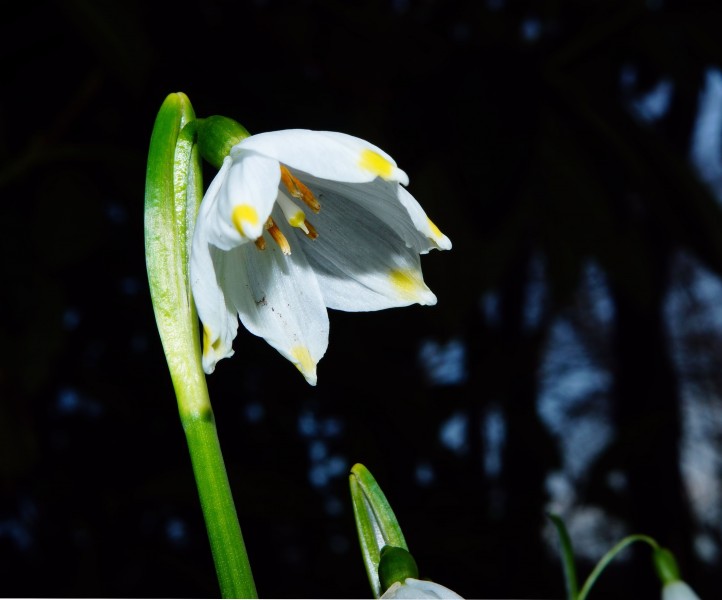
[662,581,702,600]
[191,125,451,385]
[653,547,702,600]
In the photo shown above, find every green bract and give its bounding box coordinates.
[144,92,206,413]
[349,463,410,598]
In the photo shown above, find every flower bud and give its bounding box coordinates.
[380,578,464,599]
[653,547,702,600]
[662,580,702,600]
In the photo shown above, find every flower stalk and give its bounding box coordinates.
[144,92,256,598]
[547,513,701,600]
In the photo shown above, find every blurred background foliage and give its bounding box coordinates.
[1,0,722,597]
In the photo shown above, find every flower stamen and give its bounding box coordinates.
[265,217,291,255]
[254,236,266,251]
[280,165,321,213]
[303,219,318,239]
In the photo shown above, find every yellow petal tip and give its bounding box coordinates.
[291,345,317,385]
[231,204,260,237]
[389,268,435,304]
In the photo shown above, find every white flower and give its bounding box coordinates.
[662,580,702,600]
[190,129,451,385]
[380,578,464,599]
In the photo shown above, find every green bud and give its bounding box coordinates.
[653,547,681,585]
[379,546,419,592]
[349,464,409,598]
[197,115,250,169]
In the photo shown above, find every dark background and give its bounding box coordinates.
[2,0,722,598]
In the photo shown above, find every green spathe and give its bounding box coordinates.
[144,92,205,407]
[349,464,410,598]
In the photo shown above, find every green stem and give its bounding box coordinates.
[577,534,659,600]
[145,92,257,598]
[182,397,257,599]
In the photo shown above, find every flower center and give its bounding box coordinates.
[280,165,320,213]
[254,166,320,255]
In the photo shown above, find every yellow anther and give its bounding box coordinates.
[254,236,266,251]
[231,204,259,237]
[303,219,318,240]
[280,165,321,213]
[265,217,291,255]
[359,149,394,180]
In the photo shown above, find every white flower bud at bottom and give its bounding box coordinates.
[380,578,464,599]
[662,580,702,600]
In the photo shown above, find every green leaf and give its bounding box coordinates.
[144,92,206,413]
[547,512,579,600]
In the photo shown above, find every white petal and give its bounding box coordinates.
[298,187,437,311]
[397,186,452,252]
[190,221,238,374]
[217,212,329,385]
[380,578,464,599]
[194,156,233,248]
[662,581,702,600]
[302,174,448,255]
[235,129,409,184]
[204,153,281,250]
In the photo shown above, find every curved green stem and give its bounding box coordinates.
[145,92,257,598]
[577,534,659,600]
